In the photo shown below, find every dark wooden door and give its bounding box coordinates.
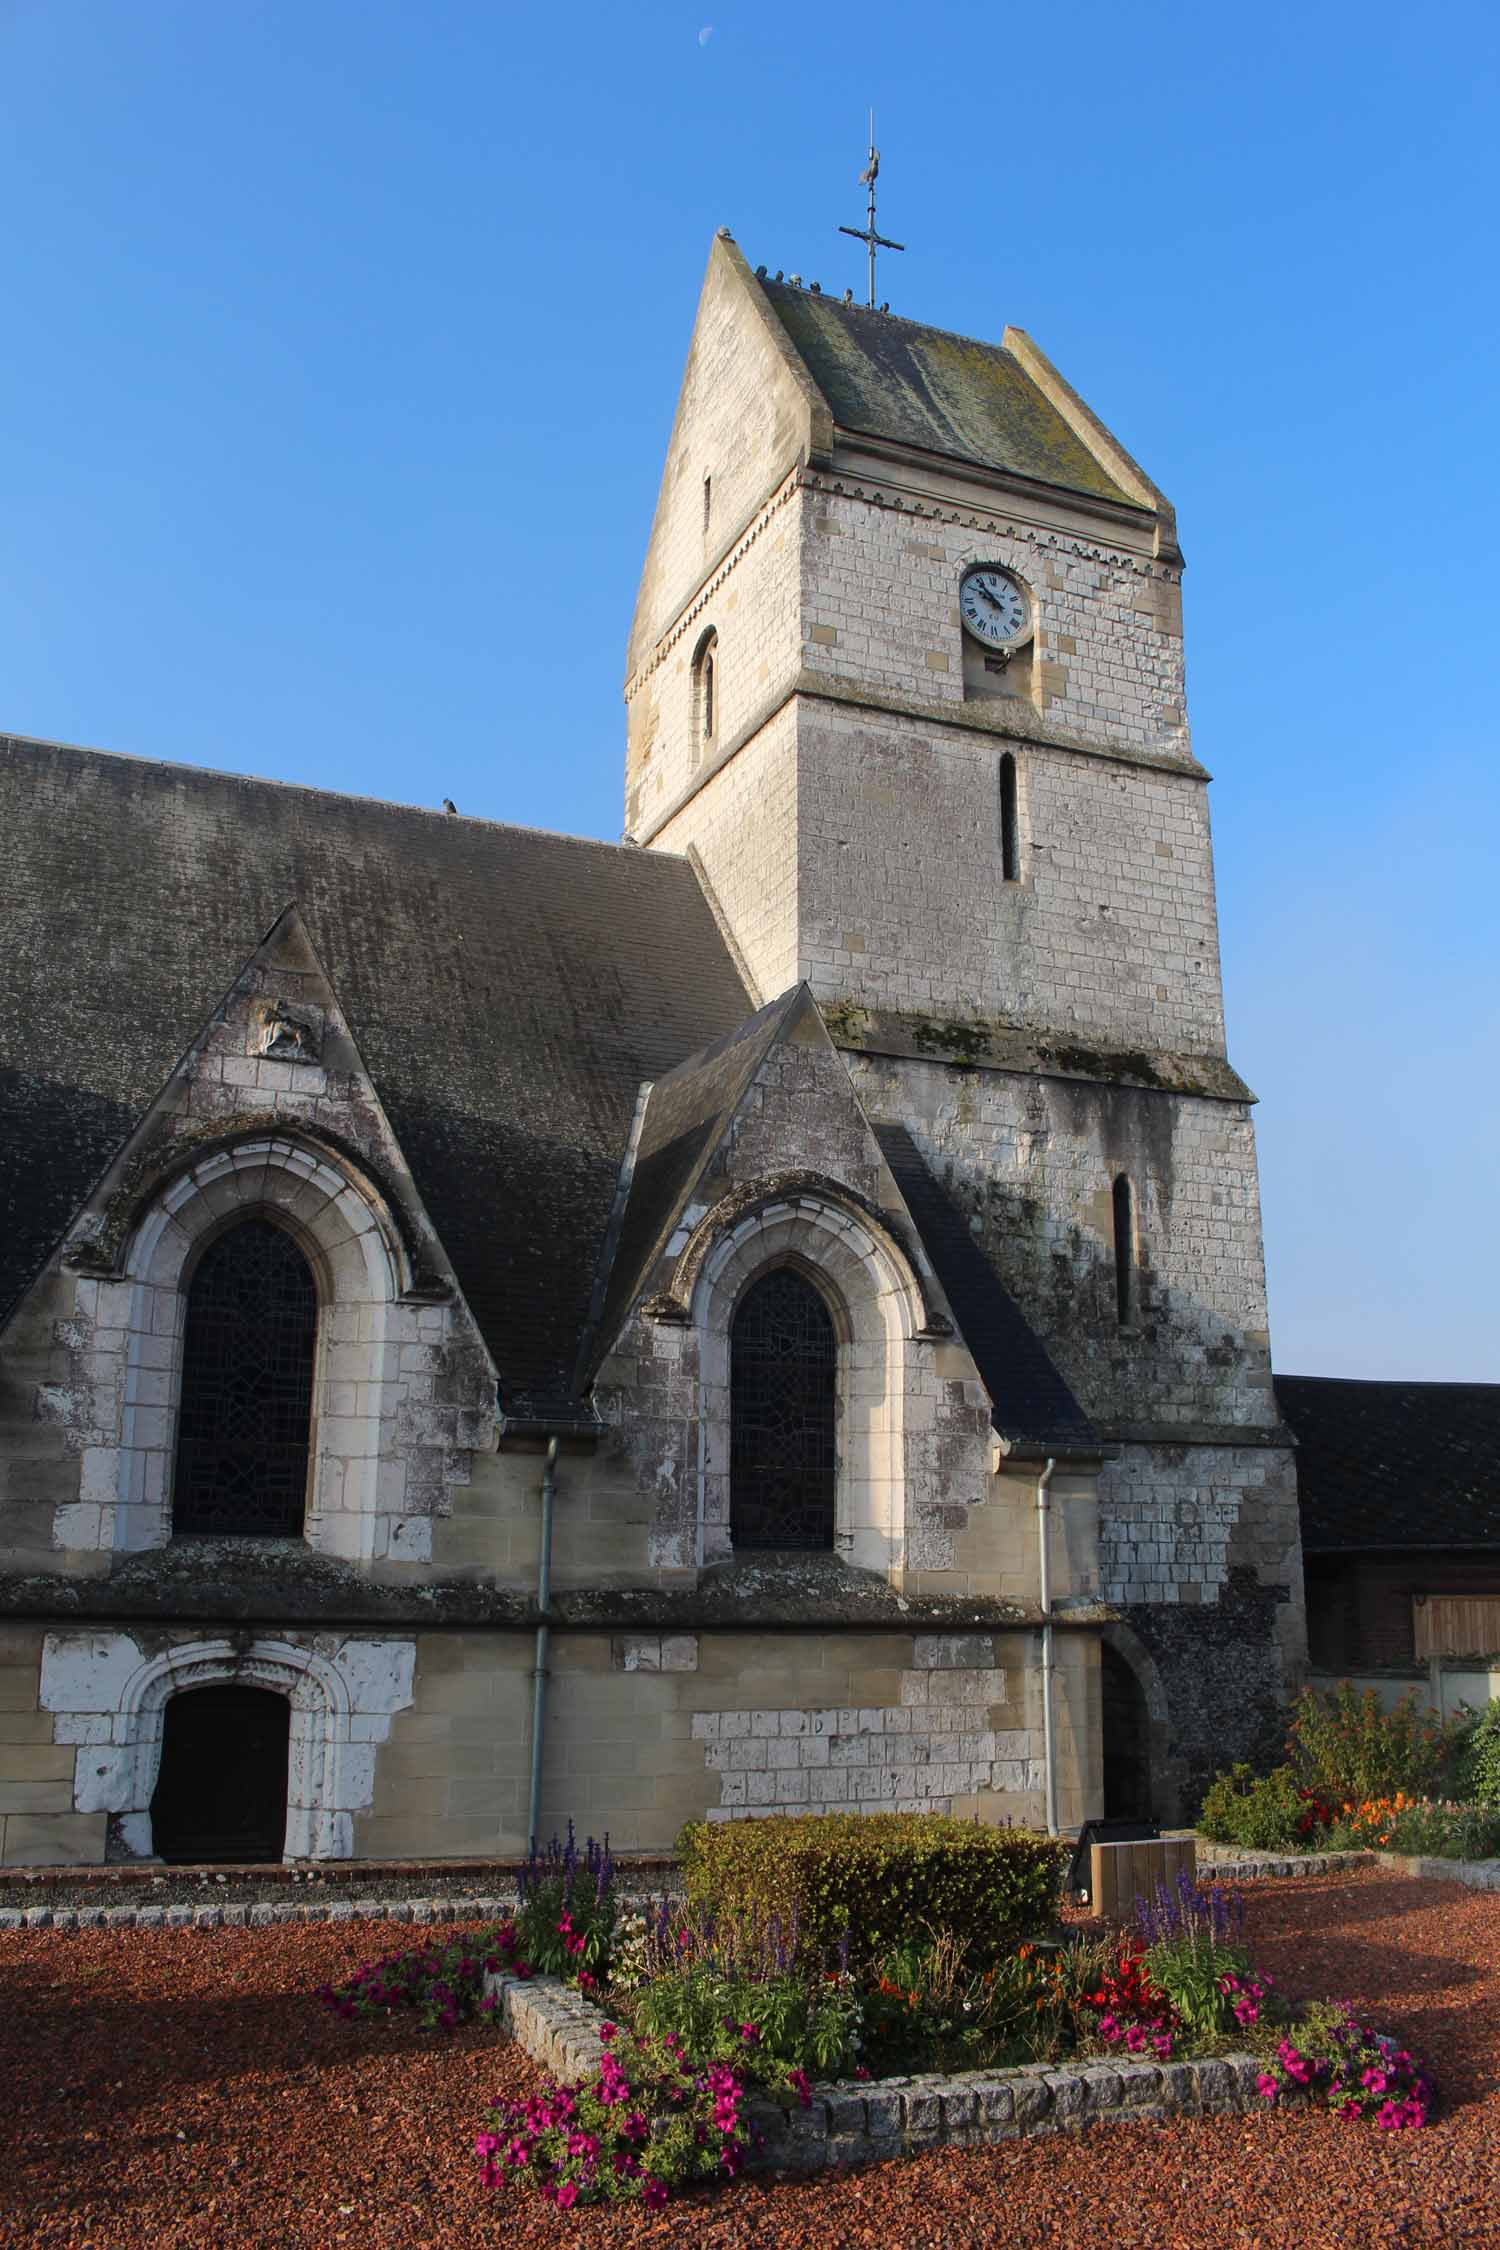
[149,1684,291,1862]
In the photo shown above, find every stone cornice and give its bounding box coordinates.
[0,1566,1117,1634]
[624,462,1187,708]
[815,442,1165,552]
[832,1009,1253,1103]
[1095,1422,1294,1451]
[624,464,803,703]
[631,670,1207,848]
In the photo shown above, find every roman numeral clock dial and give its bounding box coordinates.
[959,567,1031,652]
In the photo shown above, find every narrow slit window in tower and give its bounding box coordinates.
[1113,1173,1137,1330]
[1000,751,1021,881]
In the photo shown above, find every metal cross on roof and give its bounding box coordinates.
[839,113,905,309]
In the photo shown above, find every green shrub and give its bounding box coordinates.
[1457,1700,1500,1809]
[675,1813,1067,1966]
[1287,1684,1465,1803]
[1197,1763,1314,1850]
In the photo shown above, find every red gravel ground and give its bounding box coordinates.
[4,1868,1499,2250]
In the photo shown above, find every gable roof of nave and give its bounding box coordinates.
[0,732,751,1411]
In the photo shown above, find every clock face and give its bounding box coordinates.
[959,567,1031,651]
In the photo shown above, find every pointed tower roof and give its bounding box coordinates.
[756,279,1148,509]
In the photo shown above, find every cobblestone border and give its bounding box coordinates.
[5,1846,1498,1930]
[1195,1842,1500,1893]
[1195,1846,1374,1880]
[0,1893,518,1932]
[480,1969,1265,2170]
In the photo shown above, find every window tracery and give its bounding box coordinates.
[172,1217,317,1537]
[730,1266,837,1550]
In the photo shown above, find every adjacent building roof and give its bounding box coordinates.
[1276,1375,1500,1552]
[0,734,752,1412]
[757,281,1142,508]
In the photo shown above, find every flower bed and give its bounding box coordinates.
[478,1964,1273,2175]
[1196,1687,1500,1863]
[310,1825,1445,2214]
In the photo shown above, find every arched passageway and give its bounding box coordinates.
[1101,1641,1153,1821]
[149,1684,291,1862]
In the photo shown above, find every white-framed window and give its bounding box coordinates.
[61,1135,439,1564]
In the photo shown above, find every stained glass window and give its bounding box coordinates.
[730,1266,837,1551]
[172,1217,316,1537]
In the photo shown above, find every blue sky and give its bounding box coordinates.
[3,1,1496,1379]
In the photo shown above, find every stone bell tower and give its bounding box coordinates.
[624,232,1304,1813]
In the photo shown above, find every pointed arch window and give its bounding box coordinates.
[1112,1174,1138,1331]
[730,1266,837,1551]
[172,1216,317,1537]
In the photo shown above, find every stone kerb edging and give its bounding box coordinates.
[1193,1844,1374,1881]
[481,1969,1264,2171]
[1194,1840,1500,1893]
[5,1847,1498,1934]
[0,1893,518,1933]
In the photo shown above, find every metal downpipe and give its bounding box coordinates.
[1036,1456,1059,1837]
[527,1436,560,1855]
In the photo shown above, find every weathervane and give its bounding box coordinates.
[839,112,904,309]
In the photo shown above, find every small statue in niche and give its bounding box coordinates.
[256,999,321,1064]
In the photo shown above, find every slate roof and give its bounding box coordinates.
[758,282,1142,508]
[580,992,796,1388]
[871,1124,1098,1455]
[1276,1375,1500,1552]
[3,734,1112,1446]
[0,734,752,1412]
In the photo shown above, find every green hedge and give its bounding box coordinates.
[675,1813,1067,1965]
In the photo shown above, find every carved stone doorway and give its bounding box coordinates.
[149,1684,291,1862]
[1101,1641,1153,1822]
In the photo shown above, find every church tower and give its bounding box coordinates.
[627,233,1304,1803]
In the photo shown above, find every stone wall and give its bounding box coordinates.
[359,1624,1095,1860]
[795,701,1224,1051]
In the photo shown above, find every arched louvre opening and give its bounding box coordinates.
[730,1267,837,1551]
[149,1684,291,1862]
[693,628,718,749]
[172,1217,317,1537]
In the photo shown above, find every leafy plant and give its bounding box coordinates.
[1288,1685,1466,1804]
[1133,1871,1269,2036]
[476,2019,758,2211]
[1457,1700,1500,1809]
[677,1812,1067,1968]
[1197,1763,1329,1850]
[319,1922,525,2031]
[515,1823,617,1987]
[861,1929,1072,2072]
[1256,2002,1436,2129]
[1324,1794,1500,1860]
[627,1904,861,2093]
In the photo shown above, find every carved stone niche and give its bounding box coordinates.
[254,999,323,1065]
